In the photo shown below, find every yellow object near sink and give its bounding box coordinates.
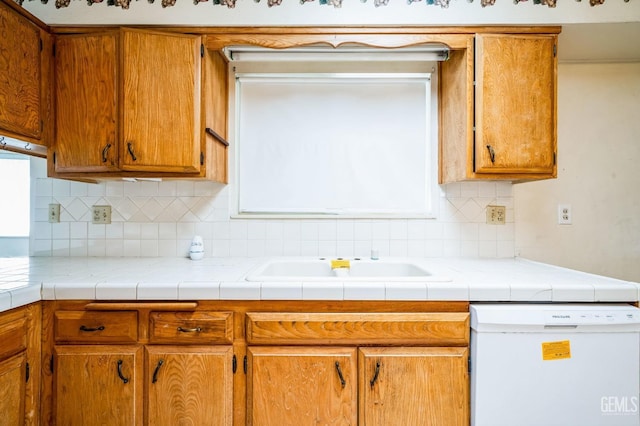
[330,259,351,269]
[245,258,452,282]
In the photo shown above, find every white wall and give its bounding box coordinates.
[514,62,640,282]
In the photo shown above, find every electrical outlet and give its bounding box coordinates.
[92,205,111,224]
[558,204,572,225]
[48,204,60,223]
[486,205,506,225]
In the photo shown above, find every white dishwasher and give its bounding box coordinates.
[470,304,640,426]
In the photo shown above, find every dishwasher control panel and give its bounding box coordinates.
[471,304,640,331]
[545,310,640,325]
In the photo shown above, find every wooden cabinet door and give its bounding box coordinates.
[53,345,143,426]
[120,29,202,173]
[0,304,40,426]
[475,34,556,175]
[359,347,469,426]
[54,33,119,173]
[203,49,229,183]
[0,2,42,140]
[146,346,233,426]
[0,352,27,426]
[247,346,357,426]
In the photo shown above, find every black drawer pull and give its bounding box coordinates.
[79,325,105,332]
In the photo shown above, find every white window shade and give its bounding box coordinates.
[236,73,433,216]
[223,44,450,62]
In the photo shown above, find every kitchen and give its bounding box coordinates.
[0,0,640,424]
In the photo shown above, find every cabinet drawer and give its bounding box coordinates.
[0,318,27,360]
[246,312,470,346]
[54,311,138,344]
[149,311,233,344]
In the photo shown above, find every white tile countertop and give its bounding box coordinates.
[0,256,638,313]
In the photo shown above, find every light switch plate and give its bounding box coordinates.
[48,204,60,223]
[486,205,506,225]
[92,205,111,224]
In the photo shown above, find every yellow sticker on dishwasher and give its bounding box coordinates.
[541,340,571,361]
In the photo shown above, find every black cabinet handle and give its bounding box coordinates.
[101,143,111,163]
[127,142,137,161]
[486,145,496,164]
[334,361,346,389]
[205,127,229,147]
[79,325,105,332]
[152,359,164,384]
[116,360,129,384]
[370,361,381,389]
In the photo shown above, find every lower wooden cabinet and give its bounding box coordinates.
[359,347,469,426]
[0,303,40,426]
[46,304,234,425]
[247,346,468,426]
[245,311,470,426]
[247,346,358,426]
[53,345,143,425]
[0,352,28,426]
[43,301,469,426]
[146,346,233,426]
[52,345,234,426]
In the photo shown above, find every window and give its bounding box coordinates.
[230,57,439,218]
[0,153,30,236]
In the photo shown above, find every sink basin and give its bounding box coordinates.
[245,258,452,282]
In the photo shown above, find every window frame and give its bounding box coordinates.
[228,62,441,220]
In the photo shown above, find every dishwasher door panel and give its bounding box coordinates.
[471,330,640,426]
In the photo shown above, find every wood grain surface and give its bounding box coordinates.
[246,312,470,346]
[146,345,233,426]
[0,2,42,139]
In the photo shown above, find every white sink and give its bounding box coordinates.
[245,258,452,282]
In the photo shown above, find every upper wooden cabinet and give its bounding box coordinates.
[475,34,557,175]
[0,1,51,145]
[439,32,558,183]
[52,28,229,180]
[54,33,119,173]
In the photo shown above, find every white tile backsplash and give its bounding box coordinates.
[30,177,514,258]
